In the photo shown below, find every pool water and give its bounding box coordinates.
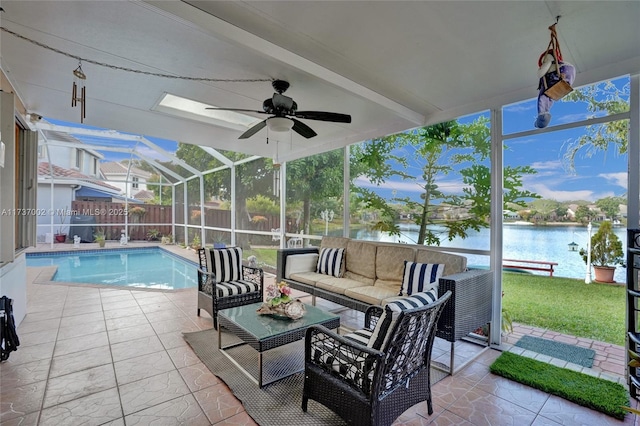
[26,248,198,290]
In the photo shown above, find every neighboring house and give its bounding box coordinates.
[101,161,151,198]
[37,162,124,241]
[38,130,102,178]
[503,210,520,220]
[133,189,155,203]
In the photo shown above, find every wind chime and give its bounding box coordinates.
[71,61,86,123]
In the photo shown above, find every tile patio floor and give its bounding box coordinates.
[1,242,638,425]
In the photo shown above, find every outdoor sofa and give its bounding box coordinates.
[276,236,493,373]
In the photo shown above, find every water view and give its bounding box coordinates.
[345,224,628,283]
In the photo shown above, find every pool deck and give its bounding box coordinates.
[10,241,635,424]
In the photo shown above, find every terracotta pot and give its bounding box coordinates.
[593,265,616,283]
[54,234,67,243]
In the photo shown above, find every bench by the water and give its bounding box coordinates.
[502,259,558,277]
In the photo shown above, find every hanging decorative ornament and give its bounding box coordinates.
[534,17,575,129]
[71,61,86,123]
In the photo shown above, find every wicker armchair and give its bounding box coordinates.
[302,291,451,426]
[197,247,264,329]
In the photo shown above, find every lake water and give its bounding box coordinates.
[344,224,629,283]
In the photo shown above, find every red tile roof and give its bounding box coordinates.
[38,162,121,192]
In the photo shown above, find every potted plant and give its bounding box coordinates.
[94,228,106,248]
[54,207,68,243]
[191,234,201,250]
[146,228,161,241]
[161,234,173,245]
[579,221,625,283]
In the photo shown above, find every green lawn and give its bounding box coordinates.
[242,247,627,347]
[502,272,626,346]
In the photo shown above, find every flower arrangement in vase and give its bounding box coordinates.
[257,281,305,319]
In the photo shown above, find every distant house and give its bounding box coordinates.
[37,132,142,242]
[133,189,155,203]
[101,161,152,199]
[503,210,520,220]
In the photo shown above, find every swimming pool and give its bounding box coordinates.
[26,247,198,290]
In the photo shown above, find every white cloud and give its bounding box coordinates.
[135,146,174,161]
[530,160,563,171]
[555,113,592,125]
[525,182,597,201]
[353,176,469,195]
[503,103,535,113]
[598,172,627,189]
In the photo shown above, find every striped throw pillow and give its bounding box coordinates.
[368,290,438,350]
[400,261,444,296]
[316,248,345,277]
[206,247,242,283]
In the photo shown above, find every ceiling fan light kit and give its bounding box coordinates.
[206,80,351,140]
[266,117,294,132]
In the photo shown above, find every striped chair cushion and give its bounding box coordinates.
[311,339,373,392]
[316,247,345,277]
[206,247,243,283]
[369,290,438,350]
[400,261,444,296]
[343,329,374,346]
[215,280,260,297]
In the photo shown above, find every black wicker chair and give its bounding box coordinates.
[302,291,451,426]
[196,247,264,329]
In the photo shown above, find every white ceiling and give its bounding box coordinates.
[1,1,639,163]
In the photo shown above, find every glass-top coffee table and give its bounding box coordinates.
[217,301,340,388]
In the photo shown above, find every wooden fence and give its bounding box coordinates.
[71,201,284,241]
[71,201,172,240]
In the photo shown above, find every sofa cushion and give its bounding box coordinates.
[400,261,444,296]
[316,276,368,295]
[344,285,399,306]
[375,244,415,282]
[321,236,350,249]
[346,240,377,279]
[415,248,466,276]
[369,290,438,350]
[284,253,319,279]
[317,248,345,277]
[321,237,349,276]
[205,247,242,283]
[288,271,327,286]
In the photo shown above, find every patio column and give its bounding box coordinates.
[490,107,504,347]
[629,74,639,228]
[343,146,350,238]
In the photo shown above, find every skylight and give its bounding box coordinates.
[155,93,261,130]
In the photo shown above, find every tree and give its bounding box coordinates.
[595,196,622,220]
[574,205,595,224]
[173,144,273,247]
[286,149,345,235]
[562,80,630,172]
[529,199,561,221]
[352,117,539,245]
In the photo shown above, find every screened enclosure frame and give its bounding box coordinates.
[32,73,640,349]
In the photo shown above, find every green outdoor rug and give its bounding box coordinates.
[515,335,595,368]
[490,352,629,420]
[184,328,448,426]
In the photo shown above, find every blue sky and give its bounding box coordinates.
[355,75,630,204]
[48,75,629,204]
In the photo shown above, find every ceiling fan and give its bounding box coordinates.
[206,80,351,139]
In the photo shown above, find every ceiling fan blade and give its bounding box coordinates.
[206,107,268,115]
[295,111,352,123]
[239,120,267,139]
[291,118,317,139]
